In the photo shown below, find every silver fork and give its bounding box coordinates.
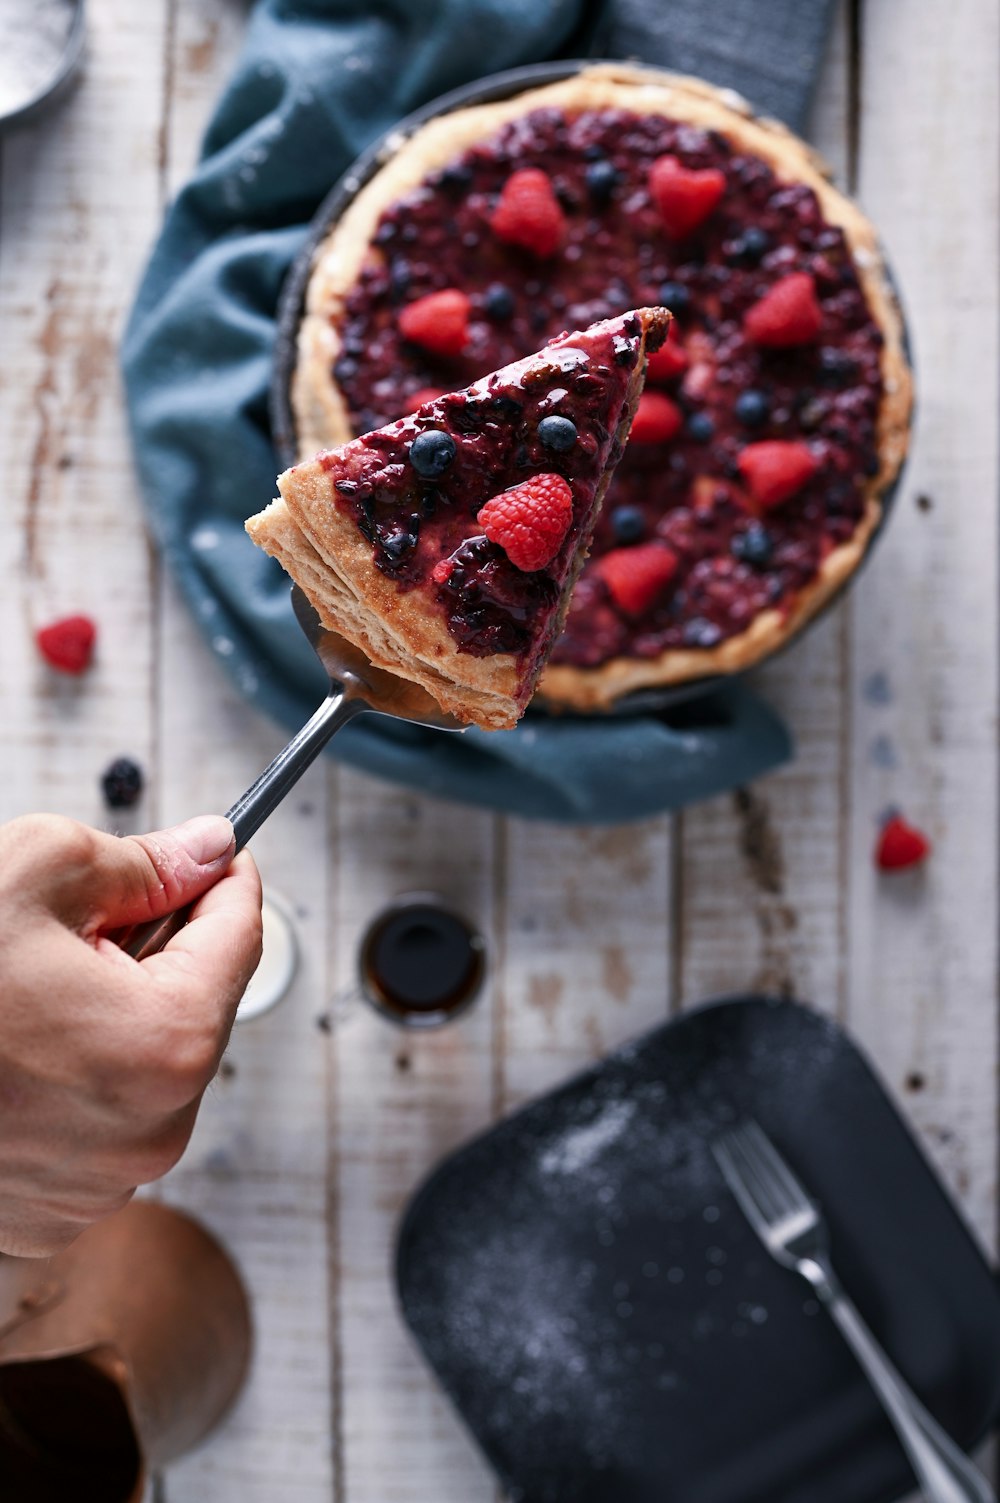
[712,1120,995,1503]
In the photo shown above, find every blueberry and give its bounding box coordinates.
[409,428,457,478]
[730,226,770,265]
[682,617,723,648]
[686,412,715,443]
[818,346,858,387]
[483,283,514,321]
[659,280,691,314]
[735,389,770,428]
[101,757,144,810]
[585,159,620,202]
[731,522,773,568]
[382,531,418,561]
[610,506,646,544]
[537,415,578,452]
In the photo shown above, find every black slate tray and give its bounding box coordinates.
[396,996,999,1503]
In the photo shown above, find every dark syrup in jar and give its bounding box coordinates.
[358,895,486,1027]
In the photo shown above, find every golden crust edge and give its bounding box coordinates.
[291,62,913,707]
[539,495,879,708]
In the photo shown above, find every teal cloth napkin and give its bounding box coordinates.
[121,0,803,824]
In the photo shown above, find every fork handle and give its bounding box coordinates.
[122,689,362,962]
[807,1263,995,1503]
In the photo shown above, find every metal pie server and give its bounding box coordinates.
[122,586,464,961]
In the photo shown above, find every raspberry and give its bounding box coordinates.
[645,325,688,382]
[599,543,679,617]
[477,473,574,572]
[649,155,726,238]
[737,441,819,508]
[744,271,823,347]
[398,289,470,356]
[404,386,447,413]
[490,169,567,258]
[36,614,97,673]
[629,391,683,444]
[876,814,931,871]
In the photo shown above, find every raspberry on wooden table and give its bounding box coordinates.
[743,271,823,347]
[649,155,726,238]
[875,814,931,871]
[738,440,819,508]
[490,169,567,258]
[599,543,679,617]
[477,473,574,572]
[35,614,97,674]
[398,289,471,356]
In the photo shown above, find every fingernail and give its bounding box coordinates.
[170,815,235,867]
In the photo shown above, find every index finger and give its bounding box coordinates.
[131,851,263,1027]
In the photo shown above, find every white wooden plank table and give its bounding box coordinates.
[0,1,996,1497]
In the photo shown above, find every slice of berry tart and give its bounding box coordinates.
[248,307,669,729]
[291,64,912,711]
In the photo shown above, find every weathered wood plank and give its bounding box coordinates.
[846,0,999,1252]
[499,816,675,1110]
[674,3,852,1018]
[154,3,337,1498]
[0,0,169,832]
[330,773,497,1502]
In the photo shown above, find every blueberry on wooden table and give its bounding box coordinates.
[409,429,457,478]
[101,757,144,809]
[537,415,577,452]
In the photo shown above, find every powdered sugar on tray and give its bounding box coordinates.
[539,1098,637,1177]
[0,0,75,117]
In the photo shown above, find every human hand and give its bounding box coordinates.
[0,813,262,1257]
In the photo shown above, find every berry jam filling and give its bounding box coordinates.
[315,320,640,659]
[333,106,884,667]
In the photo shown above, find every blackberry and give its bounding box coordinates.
[101,757,144,810]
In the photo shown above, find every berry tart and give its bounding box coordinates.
[248,308,669,730]
[290,64,912,711]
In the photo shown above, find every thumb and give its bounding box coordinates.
[50,816,237,933]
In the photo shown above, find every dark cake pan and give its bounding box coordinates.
[269,62,912,717]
